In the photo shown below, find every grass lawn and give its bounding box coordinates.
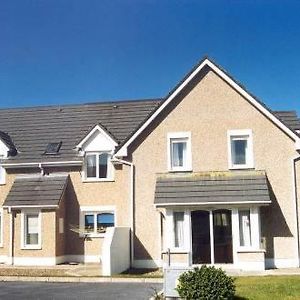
[235,275,300,300]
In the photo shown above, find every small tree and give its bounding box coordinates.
[176,265,235,300]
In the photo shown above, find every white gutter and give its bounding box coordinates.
[292,154,300,267]
[155,200,272,207]
[3,205,58,209]
[112,157,134,267]
[2,161,82,169]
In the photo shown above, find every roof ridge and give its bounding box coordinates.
[0,98,163,112]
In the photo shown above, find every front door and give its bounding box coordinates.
[191,209,233,264]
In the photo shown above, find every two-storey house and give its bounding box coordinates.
[0,57,299,274]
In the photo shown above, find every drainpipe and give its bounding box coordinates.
[8,207,14,265]
[292,154,300,267]
[112,157,134,267]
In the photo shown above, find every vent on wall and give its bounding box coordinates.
[44,142,62,155]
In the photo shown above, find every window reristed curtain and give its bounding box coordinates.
[239,210,251,247]
[26,214,39,245]
[86,155,96,177]
[99,153,108,178]
[174,212,184,248]
[172,142,186,167]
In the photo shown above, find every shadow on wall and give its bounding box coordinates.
[65,178,85,258]
[133,234,154,261]
[260,178,293,262]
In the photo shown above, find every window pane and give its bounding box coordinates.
[97,213,114,233]
[174,212,184,248]
[171,141,187,168]
[84,214,95,233]
[239,210,251,247]
[86,155,96,178]
[232,139,247,165]
[26,214,39,245]
[99,153,108,178]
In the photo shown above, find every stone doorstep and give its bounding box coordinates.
[0,276,163,283]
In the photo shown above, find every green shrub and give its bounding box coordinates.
[175,265,235,300]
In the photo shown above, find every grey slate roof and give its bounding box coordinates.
[3,174,69,207]
[273,111,300,131]
[154,171,271,206]
[0,99,161,164]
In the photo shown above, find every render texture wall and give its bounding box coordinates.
[64,164,130,259]
[130,69,299,266]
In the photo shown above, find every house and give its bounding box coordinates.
[0,57,299,275]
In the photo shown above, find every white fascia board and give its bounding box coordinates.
[76,124,117,149]
[2,161,82,168]
[115,58,299,157]
[155,200,271,207]
[3,205,58,209]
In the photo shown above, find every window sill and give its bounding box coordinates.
[168,168,193,173]
[163,248,189,254]
[82,178,115,183]
[229,165,254,170]
[21,246,42,250]
[79,233,106,238]
[237,248,265,253]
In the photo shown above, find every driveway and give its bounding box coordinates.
[0,281,163,300]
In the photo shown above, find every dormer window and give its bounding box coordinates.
[84,152,113,181]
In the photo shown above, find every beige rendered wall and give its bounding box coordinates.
[131,70,298,265]
[63,164,130,258]
[0,171,15,260]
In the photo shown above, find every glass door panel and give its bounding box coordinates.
[213,209,233,263]
[191,210,211,264]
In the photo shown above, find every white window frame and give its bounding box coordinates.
[167,132,192,172]
[227,129,254,169]
[0,165,6,185]
[0,209,3,247]
[236,207,260,252]
[83,151,114,182]
[21,210,42,250]
[79,206,116,238]
[165,209,190,252]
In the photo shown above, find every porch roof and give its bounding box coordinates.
[154,171,271,207]
[3,174,68,208]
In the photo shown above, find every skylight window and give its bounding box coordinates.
[44,142,62,155]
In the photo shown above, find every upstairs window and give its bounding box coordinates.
[168,132,192,172]
[85,152,113,181]
[228,130,254,169]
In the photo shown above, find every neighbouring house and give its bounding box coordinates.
[0,57,299,276]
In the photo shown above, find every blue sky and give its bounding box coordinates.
[0,0,299,116]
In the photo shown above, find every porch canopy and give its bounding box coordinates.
[3,174,68,208]
[154,171,271,207]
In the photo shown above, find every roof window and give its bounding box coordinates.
[44,142,62,155]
